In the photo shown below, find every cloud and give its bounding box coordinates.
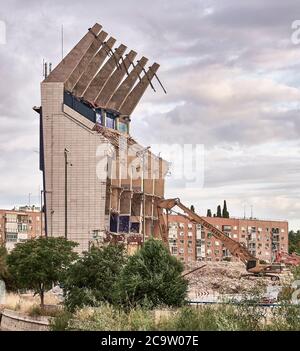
[0,0,300,229]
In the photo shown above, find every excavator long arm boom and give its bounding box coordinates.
[157,198,256,265]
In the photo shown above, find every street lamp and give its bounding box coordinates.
[136,146,151,243]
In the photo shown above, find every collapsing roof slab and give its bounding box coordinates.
[44,23,161,117]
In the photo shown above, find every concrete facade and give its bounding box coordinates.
[39,23,167,252]
[167,214,288,264]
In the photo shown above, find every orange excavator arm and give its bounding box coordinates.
[157,198,256,265]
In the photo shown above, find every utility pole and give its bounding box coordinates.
[136,146,150,243]
[64,148,70,239]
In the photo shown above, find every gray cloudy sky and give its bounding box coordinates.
[0,0,300,229]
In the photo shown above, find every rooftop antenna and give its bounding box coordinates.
[44,61,48,78]
[61,24,64,61]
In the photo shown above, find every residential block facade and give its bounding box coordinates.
[167,214,288,264]
[0,206,45,251]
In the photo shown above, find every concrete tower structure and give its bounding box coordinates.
[38,23,167,252]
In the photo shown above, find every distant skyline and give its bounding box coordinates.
[0,0,299,229]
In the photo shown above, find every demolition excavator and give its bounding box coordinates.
[156,198,282,280]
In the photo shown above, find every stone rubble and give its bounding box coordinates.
[185,262,293,298]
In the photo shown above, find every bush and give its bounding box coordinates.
[117,238,188,309]
[63,244,126,311]
[50,309,73,331]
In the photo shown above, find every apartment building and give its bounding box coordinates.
[0,206,45,251]
[167,214,288,264]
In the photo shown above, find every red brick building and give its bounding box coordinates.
[167,214,288,264]
[0,206,45,251]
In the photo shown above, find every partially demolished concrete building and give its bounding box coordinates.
[38,23,168,252]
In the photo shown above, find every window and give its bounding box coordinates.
[179,248,184,254]
[207,232,213,239]
[188,223,193,229]
[105,115,115,129]
[281,228,285,233]
[171,246,178,255]
[188,248,193,254]
[233,234,238,239]
[188,231,193,237]
[18,223,27,232]
[117,121,128,134]
[215,241,219,246]
[179,223,185,229]
[179,231,184,237]
[6,233,18,242]
[36,216,40,221]
[214,250,219,255]
[233,226,238,230]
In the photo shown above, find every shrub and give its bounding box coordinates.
[117,238,188,309]
[50,309,73,331]
[63,244,126,311]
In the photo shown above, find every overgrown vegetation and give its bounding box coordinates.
[50,302,300,331]
[7,237,78,307]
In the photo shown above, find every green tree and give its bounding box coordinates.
[206,209,212,217]
[63,244,126,311]
[217,205,222,217]
[117,238,188,308]
[0,245,8,281]
[222,200,230,218]
[7,237,78,307]
[0,245,15,291]
[288,230,300,254]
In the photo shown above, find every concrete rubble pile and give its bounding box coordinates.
[186,262,293,297]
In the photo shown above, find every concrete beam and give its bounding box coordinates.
[72,36,115,97]
[106,56,148,112]
[119,63,160,116]
[72,37,116,96]
[44,23,102,83]
[65,30,108,92]
[95,50,137,108]
[83,44,127,103]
